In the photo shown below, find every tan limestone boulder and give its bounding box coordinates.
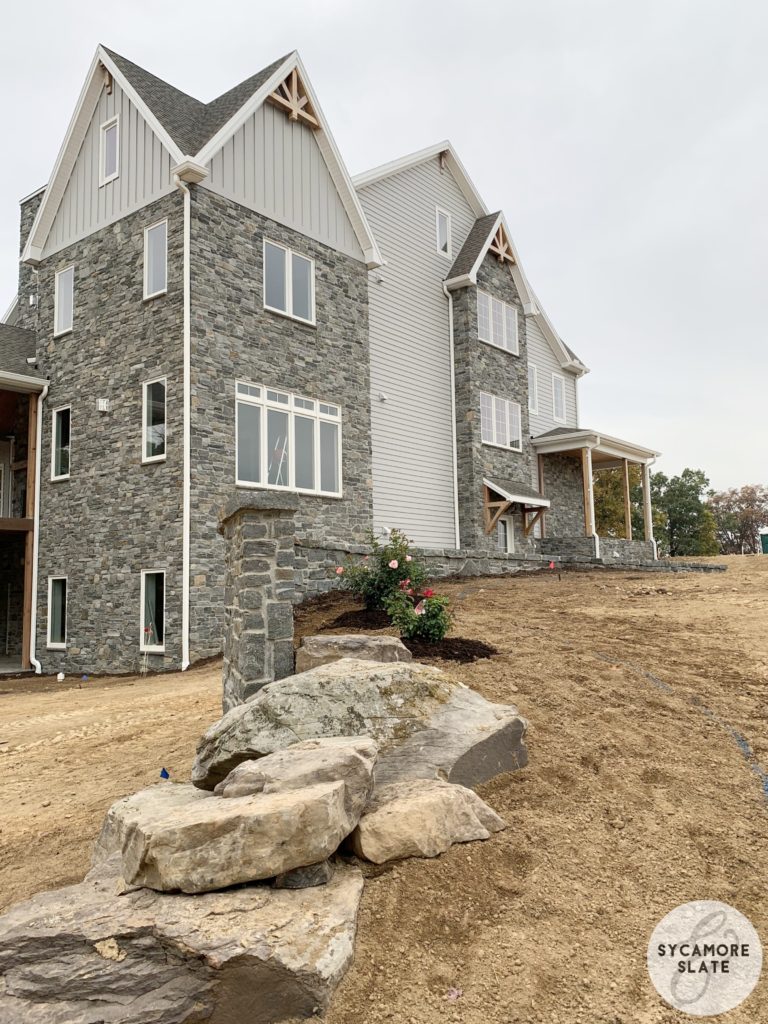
[295,633,412,673]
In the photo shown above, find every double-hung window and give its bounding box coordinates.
[263,240,314,323]
[142,378,167,462]
[47,577,67,649]
[496,516,515,554]
[141,570,165,652]
[54,266,74,336]
[144,221,168,299]
[436,208,451,258]
[477,290,519,354]
[236,382,341,496]
[552,374,566,423]
[479,391,522,452]
[100,116,119,185]
[528,365,539,414]
[52,406,71,480]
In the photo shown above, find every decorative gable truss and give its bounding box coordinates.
[488,221,515,266]
[267,68,318,128]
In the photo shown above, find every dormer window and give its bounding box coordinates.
[436,208,451,258]
[100,116,119,185]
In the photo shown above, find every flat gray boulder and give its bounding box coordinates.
[192,659,527,793]
[295,633,412,673]
[350,778,506,863]
[0,855,363,1023]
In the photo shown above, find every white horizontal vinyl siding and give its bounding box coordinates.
[43,82,175,258]
[203,102,363,261]
[359,158,477,547]
[526,317,579,435]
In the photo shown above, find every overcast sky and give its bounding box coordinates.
[1,0,765,490]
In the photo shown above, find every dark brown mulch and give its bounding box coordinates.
[402,636,498,664]
[328,607,391,630]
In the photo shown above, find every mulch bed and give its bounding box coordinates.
[401,636,498,664]
[328,607,391,630]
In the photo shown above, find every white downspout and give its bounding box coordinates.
[29,381,49,673]
[174,174,191,670]
[585,442,600,561]
[442,283,461,549]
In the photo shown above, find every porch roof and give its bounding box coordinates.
[531,427,660,465]
[0,324,47,392]
[483,477,550,508]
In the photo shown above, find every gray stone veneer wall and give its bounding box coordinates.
[219,494,297,713]
[539,453,586,537]
[600,538,656,561]
[187,188,372,664]
[33,192,185,675]
[452,252,536,555]
[15,191,45,333]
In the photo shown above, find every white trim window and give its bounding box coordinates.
[141,570,165,653]
[144,220,168,299]
[263,240,315,324]
[436,207,451,258]
[100,116,119,185]
[477,290,519,354]
[528,364,539,414]
[552,373,567,423]
[236,382,341,496]
[142,378,167,463]
[54,265,74,336]
[496,516,515,554]
[47,576,67,649]
[479,391,522,452]
[51,406,71,480]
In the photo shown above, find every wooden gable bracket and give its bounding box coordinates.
[267,68,319,129]
[523,507,545,537]
[488,223,515,266]
[483,484,512,535]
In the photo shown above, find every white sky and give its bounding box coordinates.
[1,0,765,490]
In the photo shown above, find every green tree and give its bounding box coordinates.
[652,469,720,557]
[593,465,643,537]
[708,485,768,554]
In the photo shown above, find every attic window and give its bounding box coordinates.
[100,117,119,185]
[267,68,319,128]
[436,208,451,258]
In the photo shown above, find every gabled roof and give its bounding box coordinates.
[447,212,501,279]
[484,477,550,508]
[353,141,488,218]
[532,427,659,462]
[23,47,382,268]
[0,324,46,390]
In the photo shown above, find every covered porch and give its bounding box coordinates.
[532,428,660,561]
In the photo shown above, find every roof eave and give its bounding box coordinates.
[0,370,49,393]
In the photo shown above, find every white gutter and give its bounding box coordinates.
[29,381,49,673]
[174,173,192,671]
[442,282,461,549]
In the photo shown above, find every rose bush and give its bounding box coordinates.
[335,529,428,610]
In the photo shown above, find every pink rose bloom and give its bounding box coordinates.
[335,566,344,575]
[414,601,426,615]
[388,559,398,569]
[405,555,413,563]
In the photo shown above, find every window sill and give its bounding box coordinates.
[53,328,73,339]
[264,304,316,329]
[47,643,66,651]
[50,474,70,483]
[478,337,519,357]
[481,440,523,454]
[141,647,165,655]
[236,480,342,500]
[144,289,167,302]
[552,418,567,426]
[99,174,119,187]
[142,455,167,465]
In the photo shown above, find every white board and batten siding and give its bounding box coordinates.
[43,82,175,259]
[202,103,363,261]
[359,157,477,548]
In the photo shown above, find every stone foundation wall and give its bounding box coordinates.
[540,536,597,559]
[600,538,656,562]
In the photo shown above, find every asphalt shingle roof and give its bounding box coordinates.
[446,212,500,280]
[102,47,291,156]
[486,477,546,503]
[0,324,43,379]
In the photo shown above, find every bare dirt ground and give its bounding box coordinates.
[1,558,767,1023]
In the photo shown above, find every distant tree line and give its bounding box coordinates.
[594,468,768,557]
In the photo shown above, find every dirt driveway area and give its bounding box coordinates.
[1,558,767,1023]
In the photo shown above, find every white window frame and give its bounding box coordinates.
[436,207,452,259]
[552,373,567,424]
[496,515,515,554]
[51,405,71,482]
[477,289,519,355]
[479,391,523,453]
[262,239,316,325]
[47,576,68,650]
[528,364,539,415]
[142,377,167,464]
[99,115,120,186]
[144,219,168,300]
[54,265,74,337]
[140,569,166,654]
[235,381,342,497]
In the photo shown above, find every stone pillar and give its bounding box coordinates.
[218,492,298,712]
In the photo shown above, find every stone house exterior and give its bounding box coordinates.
[0,46,659,676]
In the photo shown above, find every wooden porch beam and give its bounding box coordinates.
[641,462,654,545]
[580,446,595,537]
[523,507,545,537]
[483,485,512,534]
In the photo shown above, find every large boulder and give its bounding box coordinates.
[350,778,506,863]
[295,633,412,673]
[192,659,528,793]
[0,855,363,1023]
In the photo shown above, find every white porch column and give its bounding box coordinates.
[580,446,596,538]
[642,462,654,545]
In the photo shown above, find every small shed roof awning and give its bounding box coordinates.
[483,478,550,508]
[0,324,47,393]
[531,428,660,464]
